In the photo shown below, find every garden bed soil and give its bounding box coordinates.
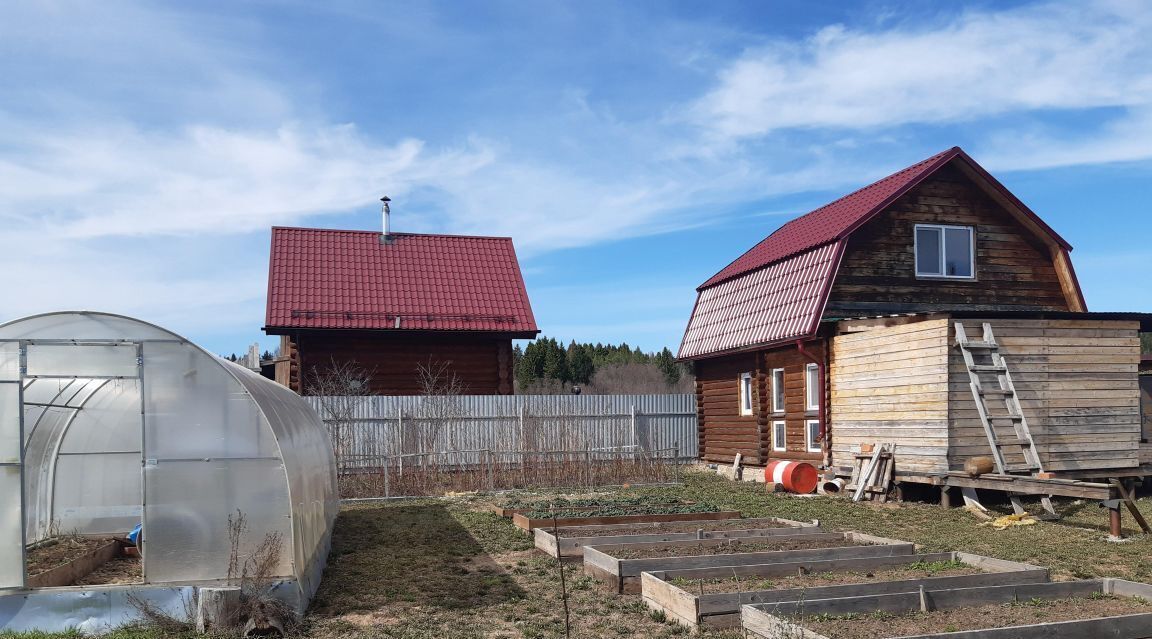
[611,535,861,559]
[73,556,142,586]
[688,560,981,594]
[561,518,810,537]
[26,537,119,575]
[513,509,742,531]
[799,596,1152,639]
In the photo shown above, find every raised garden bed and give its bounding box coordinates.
[641,551,1047,629]
[535,516,820,558]
[584,531,913,594]
[512,506,740,532]
[25,536,130,587]
[489,495,692,518]
[741,578,1152,639]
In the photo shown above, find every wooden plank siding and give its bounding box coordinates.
[289,330,515,395]
[947,319,1142,472]
[694,344,826,465]
[824,165,1073,318]
[829,318,951,475]
[1142,375,1152,465]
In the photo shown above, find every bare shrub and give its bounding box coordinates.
[125,590,197,634]
[226,510,296,635]
[303,357,376,472]
[585,362,694,395]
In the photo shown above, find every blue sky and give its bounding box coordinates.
[2,0,1150,356]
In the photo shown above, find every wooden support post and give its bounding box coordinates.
[196,587,241,633]
[1111,479,1151,534]
[940,487,952,509]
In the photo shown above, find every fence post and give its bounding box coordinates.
[383,453,390,498]
[397,407,404,477]
[519,403,526,450]
[674,440,680,484]
[585,445,592,489]
[486,448,494,491]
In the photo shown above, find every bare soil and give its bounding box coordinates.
[559,519,794,537]
[74,555,142,585]
[25,536,118,575]
[799,596,1152,638]
[611,536,863,559]
[681,561,981,594]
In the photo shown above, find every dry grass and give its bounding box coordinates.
[16,470,1152,638]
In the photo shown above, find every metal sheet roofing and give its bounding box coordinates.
[265,227,538,334]
[678,242,842,359]
[680,146,1079,359]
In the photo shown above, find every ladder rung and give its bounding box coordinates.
[964,341,998,349]
[978,389,1013,397]
[988,414,1024,421]
[1003,464,1038,473]
[970,365,1007,372]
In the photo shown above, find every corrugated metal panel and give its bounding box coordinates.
[679,242,841,359]
[305,394,697,465]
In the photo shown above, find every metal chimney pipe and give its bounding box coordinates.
[380,195,392,244]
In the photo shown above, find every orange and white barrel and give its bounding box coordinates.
[765,460,818,494]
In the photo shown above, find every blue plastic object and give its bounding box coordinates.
[127,523,142,546]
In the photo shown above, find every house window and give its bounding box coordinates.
[915,224,974,279]
[805,419,822,453]
[772,420,787,452]
[739,372,753,416]
[805,363,820,411]
[771,368,785,413]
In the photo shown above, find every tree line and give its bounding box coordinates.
[514,338,692,394]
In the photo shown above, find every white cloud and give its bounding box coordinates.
[690,0,1152,142]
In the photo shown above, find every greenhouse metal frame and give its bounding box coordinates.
[0,311,337,630]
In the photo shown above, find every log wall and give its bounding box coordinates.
[694,353,759,464]
[289,330,515,395]
[760,344,825,463]
[825,165,1072,318]
[949,319,1142,472]
[829,318,951,475]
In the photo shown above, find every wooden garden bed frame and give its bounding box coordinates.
[741,578,1152,639]
[26,540,123,588]
[534,516,820,558]
[583,532,913,594]
[641,551,1047,629]
[488,501,694,519]
[512,509,742,532]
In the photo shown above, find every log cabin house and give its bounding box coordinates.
[679,146,1152,511]
[264,224,538,395]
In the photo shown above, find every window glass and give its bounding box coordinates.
[772,369,784,412]
[944,227,973,277]
[806,420,821,452]
[915,227,942,275]
[739,373,752,415]
[772,421,786,451]
[805,364,820,410]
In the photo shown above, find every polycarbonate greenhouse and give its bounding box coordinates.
[0,312,337,621]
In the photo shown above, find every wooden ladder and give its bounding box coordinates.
[955,322,1054,515]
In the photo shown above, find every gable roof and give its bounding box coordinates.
[699,147,1072,290]
[264,227,539,336]
[679,147,1082,360]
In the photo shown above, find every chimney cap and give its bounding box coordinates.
[380,195,391,203]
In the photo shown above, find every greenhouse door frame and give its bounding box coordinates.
[0,338,145,590]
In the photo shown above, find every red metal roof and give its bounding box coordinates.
[265,227,538,335]
[678,242,843,359]
[698,147,1072,290]
[680,146,1080,359]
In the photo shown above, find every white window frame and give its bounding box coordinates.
[805,419,822,453]
[739,372,753,416]
[805,363,820,411]
[772,420,787,452]
[771,368,785,413]
[914,224,975,279]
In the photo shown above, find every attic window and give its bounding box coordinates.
[915,224,974,279]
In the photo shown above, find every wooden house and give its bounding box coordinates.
[264,226,538,395]
[679,147,1151,502]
